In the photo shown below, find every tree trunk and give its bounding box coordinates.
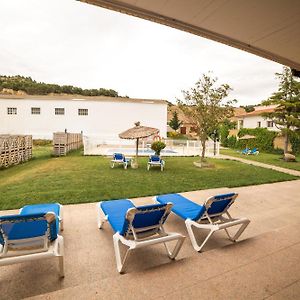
[200,139,206,162]
[136,138,139,158]
[284,132,289,154]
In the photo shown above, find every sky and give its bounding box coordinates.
[0,0,283,106]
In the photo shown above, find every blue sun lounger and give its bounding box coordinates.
[110,153,131,169]
[0,203,64,277]
[155,193,250,252]
[147,155,165,171]
[97,199,185,273]
[241,148,250,155]
[248,147,259,155]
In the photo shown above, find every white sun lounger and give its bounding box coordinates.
[155,193,250,252]
[147,155,165,171]
[97,199,185,273]
[110,153,131,169]
[0,203,64,277]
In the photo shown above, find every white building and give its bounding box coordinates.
[236,105,280,131]
[0,95,167,140]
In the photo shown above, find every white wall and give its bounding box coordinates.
[0,98,167,140]
[238,115,279,131]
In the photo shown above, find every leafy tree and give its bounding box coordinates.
[219,119,237,146]
[178,73,236,162]
[0,75,121,97]
[241,105,256,112]
[262,67,300,154]
[168,111,182,131]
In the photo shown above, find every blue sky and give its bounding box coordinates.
[0,0,283,105]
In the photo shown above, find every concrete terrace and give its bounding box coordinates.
[1,180,300,299]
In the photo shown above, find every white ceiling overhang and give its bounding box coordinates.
[80,0,300,71]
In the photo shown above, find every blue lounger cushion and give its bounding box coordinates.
[0,213,58,245]
[157,194,206,221]
[207,193,236,215]
[21,203,61,231]
[100,200,170,236]
[130,203,169,229]
[101,200,135,235]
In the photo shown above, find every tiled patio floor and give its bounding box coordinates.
[1,180,300,299]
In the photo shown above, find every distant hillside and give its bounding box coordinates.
[0,75,120,97]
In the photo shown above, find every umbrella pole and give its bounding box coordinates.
[136,138,139,158]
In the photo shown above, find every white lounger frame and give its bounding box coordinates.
[147,160,165,171]
[0,212,64,277]
[97,202,185,273]
[110,157,131,169]
[154,194,250,252]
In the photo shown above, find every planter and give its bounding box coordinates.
[193,161,215,168]
[131,157,139,169]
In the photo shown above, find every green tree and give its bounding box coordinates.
[168,111,182,131]
[219,119,237,146]
[262,67,300,154]
[178,72,236,163]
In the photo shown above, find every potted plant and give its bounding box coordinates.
[151,141,166,156]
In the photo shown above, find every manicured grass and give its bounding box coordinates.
[221,149,300,171]
[0,146,296,210]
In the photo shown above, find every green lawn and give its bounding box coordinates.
[221,148,300,171]
[0,146,297,210]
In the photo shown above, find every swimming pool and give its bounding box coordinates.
[106,148,177,155]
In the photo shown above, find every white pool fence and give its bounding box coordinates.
[83,135,220,157]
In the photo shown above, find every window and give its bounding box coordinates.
[78,108,88,116]
[257,121,261,128]
[7,107,17,115]
[267,121,274,128]
[31,107,41,115]
[55,108,65,115]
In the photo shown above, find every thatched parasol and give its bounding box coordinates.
[239,134,256,140]
[119,122,159,160]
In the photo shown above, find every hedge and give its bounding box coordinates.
[237,128,278,152]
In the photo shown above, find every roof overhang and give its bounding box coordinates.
[80,0,300,71]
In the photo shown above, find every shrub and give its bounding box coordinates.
[33,139,52,146]
[290,133,300,154]
[151,141,166,155]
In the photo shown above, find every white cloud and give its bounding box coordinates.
[0,0,282,105]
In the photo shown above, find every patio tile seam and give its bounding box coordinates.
[263,278,300,299]
[153,238,300,299]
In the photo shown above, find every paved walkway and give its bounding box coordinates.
[1,180,300,299]
[219,154,300,177]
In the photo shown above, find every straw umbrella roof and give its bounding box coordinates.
[119,122,159,139]
[239,134,256,140]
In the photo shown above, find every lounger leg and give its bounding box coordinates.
[185,219,216,252]
[57,235,64,278]
[224,219,250,242]
[60,220,64,231]
[113,233,132,273]
[163,235,185,259]
[96,203,107,229]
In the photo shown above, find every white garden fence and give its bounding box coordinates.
[83,135,219,157]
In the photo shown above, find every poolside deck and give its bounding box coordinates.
[1,180,300,299]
